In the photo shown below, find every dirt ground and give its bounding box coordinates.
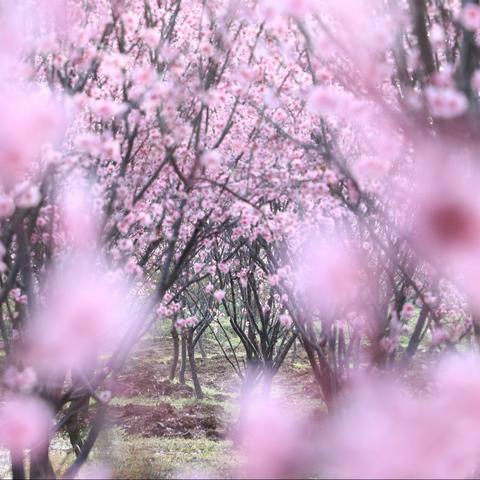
[109,401,225,439]
[0,333,323,479]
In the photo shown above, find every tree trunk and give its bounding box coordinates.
[169,319,180,381]
[10,452,25,480]
[29,445,56,480]
[188,329,203,399]
[304,342,334,411]
[179,332,187,384]
[262,368,273,397]
[198,335,207,360]
[291,338,297,364]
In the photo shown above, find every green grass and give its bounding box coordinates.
[90,429,237,479]
[0,332,322,479]
[111,394,229,410]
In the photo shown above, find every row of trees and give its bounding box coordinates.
[2,0,480,478]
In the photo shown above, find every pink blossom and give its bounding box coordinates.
[236,395,307,478]
[77,465,112,479]
[431,66,454,88]
[0,90,64,186]
[353,156,391,184]
[4,366,38,393]
[91,99,126,120]
[425,86,468,119]
[213,290,225,302]
[200,150,222,174]
[400,302,415,320]
[98,390,112,403]
[295,233,363,316]
[307,86,353,118]
[324,366,480,478]
[26,260,132,373]
[431,328,451,346]
[261,0,314,18]
[430,24,445,48]
[9,288,27,304]
[58,182,100,250]
[0,195,14,218]
[279,313,293,328]
[218,262,229,273]
[280,0,314,17]
[141,29,161,49]
[193,262,204,274]
[379,336,396,353]
[14,182,41,209]
[472,69,480,91]
[460,4,480,31]
[199,41,214,57]
[0,395,53,455]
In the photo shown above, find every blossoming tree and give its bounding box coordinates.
[4,0,480,478]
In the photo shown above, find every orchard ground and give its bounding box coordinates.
[0,326,322,479]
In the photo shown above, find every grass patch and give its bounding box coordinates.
[92,429,237,479]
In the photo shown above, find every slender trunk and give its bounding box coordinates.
[188,329,203,399]
[0,308,10,354]
[403,305,429,365]
[169,320,180,381]
[179,332,187,384]
[29,445,56,480]
[198,335,207,360]
[473,315,480,349]
[10,452,24,480]
[304,342,333,411]
[409,0,436,77]
[262,367,273,397]
[66,395,89,457]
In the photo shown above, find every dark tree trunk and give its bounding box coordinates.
[198,335,207,360]
[188,329,203,399]
[65,394,89,457]
[169,319,180,381]
[179,332,187,384]
[29,445,56,480]
[291,338,297,364]
[10,452,24,480]
[304,342,334,412]
[262,368,273,397]
[403,305,429,365]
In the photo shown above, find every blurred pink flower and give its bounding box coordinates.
[425,86,468,119]
[325,355,480,478]
[0,395,53,455]
[279,313,293,328]
[236,395,306,478]
[295,232,363,317]
[25,259,132,373]
[460,4,480,31]
[58,181,100,250]
[0,89,64,187]
[4,366,38,393]
[260,0,315,19]
[0,195,14,218]
[200,150,222,174]
[213,290,225,302]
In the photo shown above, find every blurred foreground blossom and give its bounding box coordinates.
[0,89,64,187]
[24,258,134,374]
[323,355,480,479]
[294,232,364,317]
[0,396,53,456]
[236,395,310,478]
